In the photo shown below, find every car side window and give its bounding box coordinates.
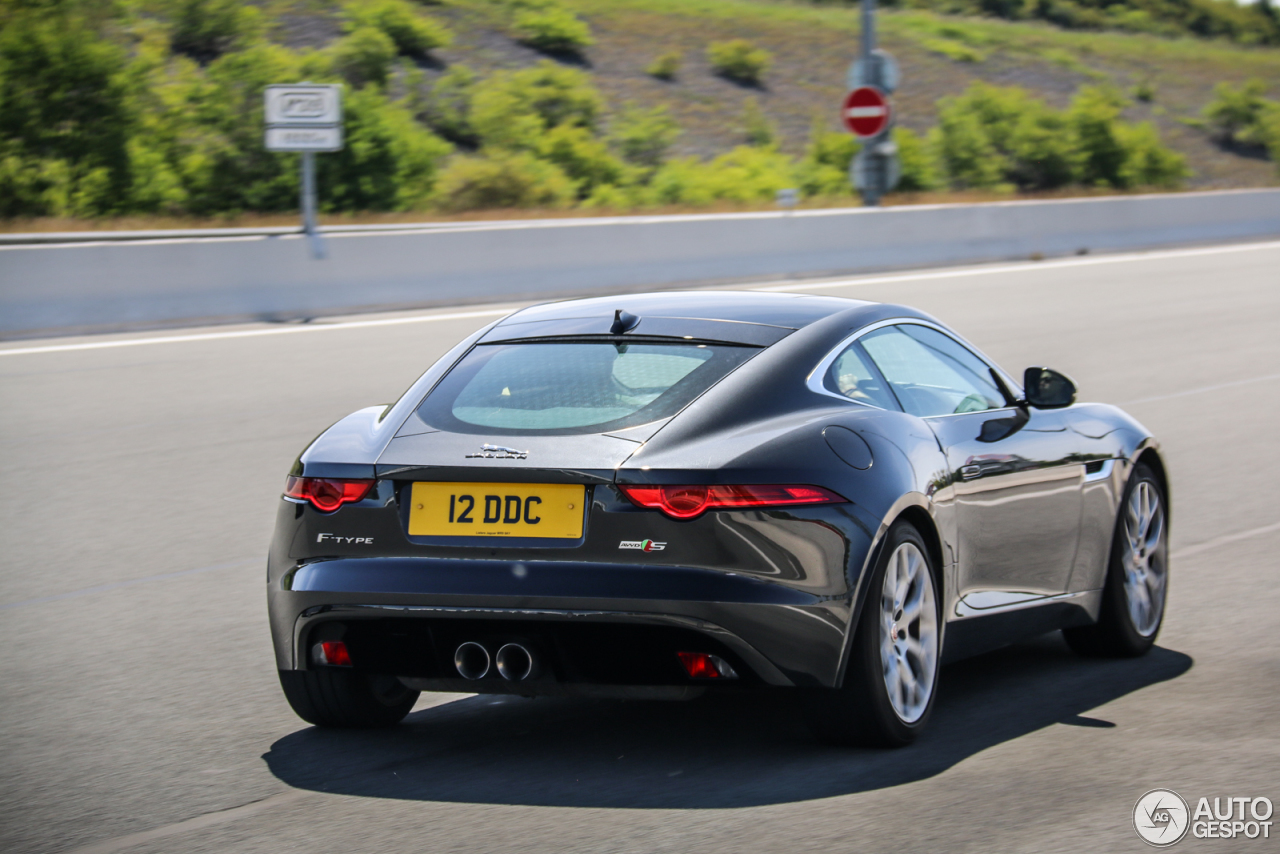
[859,324,1005,417]
[824,342,900,410]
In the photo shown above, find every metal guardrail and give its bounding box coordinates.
[2,189,1277,337]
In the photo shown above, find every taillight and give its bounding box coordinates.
[677,651,739,679]
[619,484,846,520]
[313,640,352,667]
[284,476,375,512]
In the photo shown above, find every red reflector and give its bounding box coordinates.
[620,484,845,520]
[677,651,739,679]
[284,477,375,512]
[315,640,352,667]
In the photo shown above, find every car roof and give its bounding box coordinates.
[500,291,876,331]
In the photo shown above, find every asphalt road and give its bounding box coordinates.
[2,241,1278,854]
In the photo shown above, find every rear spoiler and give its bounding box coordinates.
[480,315,792,347]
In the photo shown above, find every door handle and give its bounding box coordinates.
[959,464,982,480]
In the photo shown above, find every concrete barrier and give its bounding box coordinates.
[1,189,1276,336]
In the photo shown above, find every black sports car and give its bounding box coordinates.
[268,291,1169,746]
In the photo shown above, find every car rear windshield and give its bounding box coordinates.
[417,341,758,435]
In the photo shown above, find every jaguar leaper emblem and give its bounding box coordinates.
[465,444,529,460]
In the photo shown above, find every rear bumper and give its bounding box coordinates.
[268,557,853,688]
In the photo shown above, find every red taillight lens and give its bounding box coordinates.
[677,652,739,679]
[313,640,352,667]
[619,484,845,520]
[284,477,375,512]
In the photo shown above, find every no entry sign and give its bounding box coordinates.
[842,86,891,138]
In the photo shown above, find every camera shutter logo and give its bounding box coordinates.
[1134,789,1190,846]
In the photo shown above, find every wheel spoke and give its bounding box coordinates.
[1145,507,1164,553]
[904,637,933,669]
[1129,484,1150,543]
[1140,483,1154,538]
[893,549,912,605]
[1123,507,1141,555]
[900,594,923,623]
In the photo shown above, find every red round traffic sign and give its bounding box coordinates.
[842,86,891,138]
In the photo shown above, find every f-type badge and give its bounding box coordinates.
[466,444,529,460]
[619,539,666,552]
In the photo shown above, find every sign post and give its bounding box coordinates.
[265,84,343,259]
[842,0,900,207]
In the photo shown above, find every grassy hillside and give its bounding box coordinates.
[1,0,1277,228]
[433,0,1280,184]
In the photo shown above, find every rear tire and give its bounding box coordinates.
[1064,462,1168,658]
[279,669,419,728]
[805,520,941,747]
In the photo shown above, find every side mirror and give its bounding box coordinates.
[1023,367,1077,409]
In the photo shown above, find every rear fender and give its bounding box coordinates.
[833,492,942,688]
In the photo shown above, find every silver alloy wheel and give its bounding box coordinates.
[1122,480,1167,637]
[879,542,938,724]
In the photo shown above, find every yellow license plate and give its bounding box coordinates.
[408,482,586,539]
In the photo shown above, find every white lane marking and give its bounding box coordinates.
[0,559,259,611]
[753,239,1280,293]
[1171,521,1280,560]
[0,308,513,357]
[1118,373,1280,406]
[3,239,1277,358]
[61,791,311,854]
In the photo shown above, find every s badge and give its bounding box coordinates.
[619,539,666,552]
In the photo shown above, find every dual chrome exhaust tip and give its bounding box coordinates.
[453,641,539,682]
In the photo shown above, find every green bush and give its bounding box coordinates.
[893,127,940,192]
[332,27,397,88]
[319,87,453,211]
[470,61,603,149]
[931,82,1186,191]
[0,155,73,218]
[344,0,452,56]
[707,39,772,86]
[513,6,594,54]
[170,0,264,64]
[1065,86,1130,186]
[609,104,680,169]
[1113,121,1190,188]
[420,65,479,146]
[922,38,985,63]
[647,146,795,206]
[0,8,135,215]
[704,145,798,202]
[647,51,681,81]
[645,157,718,206]
[581,181,645,210]
[930,110,1005,190]
[1265,111,1280,174]
[536,125,629,198]
[125,138,187,214]
[432,151,575,211]
[1203,79,1275,147]
[1006,104,1078,190]
[795,120,858,197]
